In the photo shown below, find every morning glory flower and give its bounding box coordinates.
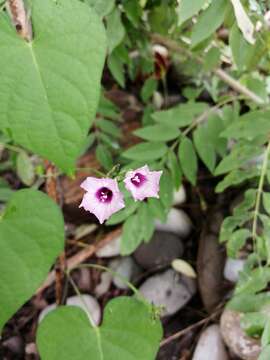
[79,177,125,224]
[124,165,162,201]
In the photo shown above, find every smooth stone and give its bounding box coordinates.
[38,294,101,326]
[173,185,186,206]
[139,269,196,317]
[110,257,140,289]
[224,258,245,283]
[220,309,261,360]
[192,325,229,360]
[134,231,184,270]
[94,271,113,297]
[155,208,192,238]
[96,235,121,258]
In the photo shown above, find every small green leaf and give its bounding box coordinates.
[148,198,167,222]
[123,0,142,27]
[193,126,216,173]
[96,144,113,171]
[262,319,270,347]
[152,102,207,128]
[227,229,251,258]
[159,170,174,210]
[240,312,266,337]
[138,202,155,243]
[106,199,139,225]
[107,52,125,88]
[263,193,270,215]
[215,144,261,176]
[167,150,182,189]
[215,168,260,193]
[229,23,255,71]
[141,78,158,103]
[227,292,270,313]
[97,119,121,138]
[235,267,270,295]
[37,297,163,360]
[203,47,220,72]
[221,111,270,140]
[191,0,227,47]
[177,0,207,26]
[0,190,64,331]
[122,142,167,161]
[106,7,125,53]
[134,124,180,142]
[16,151,35,186]
[178,137,197,185]
[121,213,143,255]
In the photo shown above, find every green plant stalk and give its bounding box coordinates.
[1,143,23,153]
[68,263,140,297]
[252,140,270,259]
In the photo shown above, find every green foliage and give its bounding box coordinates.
[191,0,228,47]
[37,297,163,360]
[0,0,106,173]
[0,190,64,331]
[178,137,197,186]
[122,142,168,161]
[177,0,207,26]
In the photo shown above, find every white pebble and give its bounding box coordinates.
[192,325,229,360]
[96,236,121,258]
[224,258,245,283]
[38,294,101,326]
[94,272,113,298]
[139,269,196,317]
[173,185,186,206]
[155,208,192,238]
[110,257,139,289]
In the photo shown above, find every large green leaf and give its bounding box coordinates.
[37,296,162,360]
[0,189,64,331]
[191,0,227,47]
[177,0,207,26]
[0,0,106,172]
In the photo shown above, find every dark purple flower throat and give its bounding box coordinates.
[131,173,146,188]
[96,187,113,203]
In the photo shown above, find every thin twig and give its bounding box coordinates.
[160,308,222,347]
[36,228,122,294]
[151,34,265,106]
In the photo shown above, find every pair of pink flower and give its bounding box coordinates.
[79,165,162,224]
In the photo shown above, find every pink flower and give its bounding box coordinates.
[79,177,125,224]
[124,165,162,201]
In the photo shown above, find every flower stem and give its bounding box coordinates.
[252,140,270,259]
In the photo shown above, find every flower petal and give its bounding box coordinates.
[79,177,125,224]
[124,166,163,201]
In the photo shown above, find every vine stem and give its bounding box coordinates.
[251,140,270,252]
[68,263,140,297]
[151,34,266,106]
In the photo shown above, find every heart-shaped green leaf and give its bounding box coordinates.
[0,0,106,172]
[0,189,64,331]
[37,296,162,360]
